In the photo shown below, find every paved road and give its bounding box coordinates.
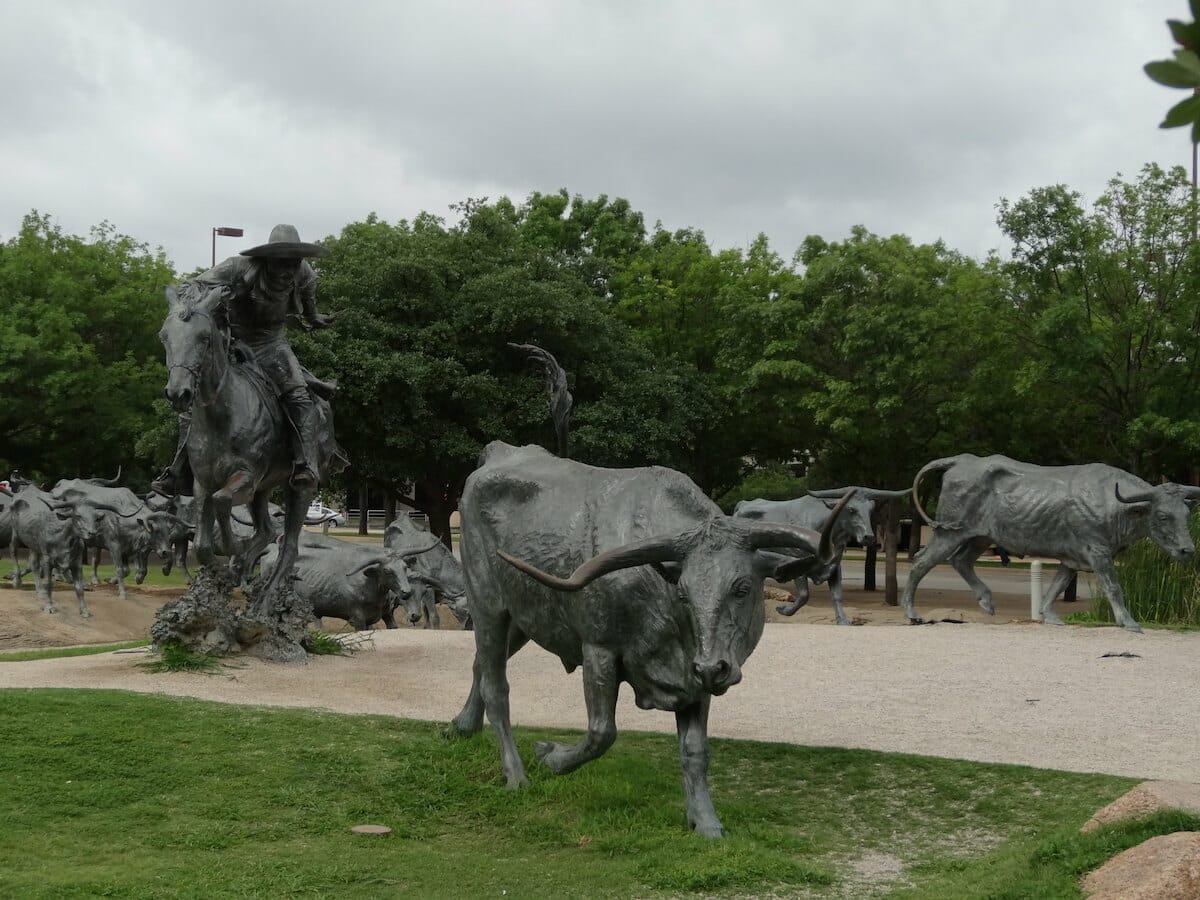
[837,558,1095,599]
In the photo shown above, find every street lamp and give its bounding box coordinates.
[211,226,244,266]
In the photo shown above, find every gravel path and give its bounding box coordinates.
[3,623,1197,781]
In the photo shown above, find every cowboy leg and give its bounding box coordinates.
[256,338,320,489]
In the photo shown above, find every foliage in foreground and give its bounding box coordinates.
[0,689,1146,898]
[1090,512,1200,627]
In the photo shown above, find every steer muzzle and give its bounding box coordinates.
[693,657,742,695]
[1170,544,1196,563]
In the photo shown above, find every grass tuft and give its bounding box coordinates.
[137,641,223,673]
[303,630,349,656]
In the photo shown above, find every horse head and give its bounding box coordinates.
[160,285,230,412]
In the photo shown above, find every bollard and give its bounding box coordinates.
[1030,559,1043,621]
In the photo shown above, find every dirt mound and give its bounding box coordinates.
[1081,832,1200,898]
[0,583,170,649]
[1083,781,1200,832]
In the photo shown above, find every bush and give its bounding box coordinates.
[1091,512,1200,626]
[716,463,807,512]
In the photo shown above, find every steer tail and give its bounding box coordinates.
[911,457,961,530]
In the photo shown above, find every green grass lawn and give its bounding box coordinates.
[5,562,190,589]
[0,641,148,662]
[0,690,1187,898]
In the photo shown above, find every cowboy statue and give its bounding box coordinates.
[152,224,336,496]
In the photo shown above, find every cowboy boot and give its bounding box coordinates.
[282,389,320,489]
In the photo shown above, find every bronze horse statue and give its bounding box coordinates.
[159,284,346,612]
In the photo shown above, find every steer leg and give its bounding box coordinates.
[1037,564,1076,626]
[777,577,811,616]
[535,645,619,774]
[449,621,528,736]
[677,697,723,838]
[901,529,970,623]
[90,545,103,586]
[1091,557,1143,633]
[33,551,56,614]
[947,538,995,615]
[70,554,90,618]
[474,611,528,788]
[109,540,129,601]
[828,567,853,625]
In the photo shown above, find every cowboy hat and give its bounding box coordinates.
[240,224,330,259]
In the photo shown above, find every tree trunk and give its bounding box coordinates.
[415,478,454,549]
[884,501,899,606]
[357,480,369,536]
[907,497,921,558]
[384,490,397,527]
[863,542,877,592]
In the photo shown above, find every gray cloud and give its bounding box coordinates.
[0,1,1189,271]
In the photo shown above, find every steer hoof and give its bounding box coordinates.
[534,740,572,774]
[775,603,800,617]
[907,616,926,625]
[1121,621,1145,634]
[689,818,725,839]
[79,610,92,619]
[1040,612,1066,626]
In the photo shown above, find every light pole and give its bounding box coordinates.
[211,226,244,267]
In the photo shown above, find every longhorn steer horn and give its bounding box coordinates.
[807,488,849,499]
[346,555,392,577]
[498,533,683,592]
[862,487,911,501]
[1114,483,1154,505]
[747,490,856,564]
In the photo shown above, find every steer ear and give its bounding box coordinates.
[361,564,381,579]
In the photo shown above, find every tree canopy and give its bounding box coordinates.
[5,168,1200,519]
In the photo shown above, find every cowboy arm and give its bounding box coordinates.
[296,262,334,329]
[185,256,251,301]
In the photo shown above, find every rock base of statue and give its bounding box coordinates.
[150,565,313,663]
[240,574,313,664]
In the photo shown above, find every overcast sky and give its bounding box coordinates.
[0,1,1191,271]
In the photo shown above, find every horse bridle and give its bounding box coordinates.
[168,308,229,409]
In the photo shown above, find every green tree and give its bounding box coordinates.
[996,164,1200,478]
[294,198,712,538]
[0,212,175,483]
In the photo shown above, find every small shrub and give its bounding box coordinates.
[717,463,807,512]
[138,642,222,674]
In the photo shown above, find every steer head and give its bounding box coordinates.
[808,487,909,548]
[499,492,855,695]
[1115,482,1200,562]
[346,538,443,625]
[141,512,190,562]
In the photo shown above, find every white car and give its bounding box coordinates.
[305,502,345,526]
